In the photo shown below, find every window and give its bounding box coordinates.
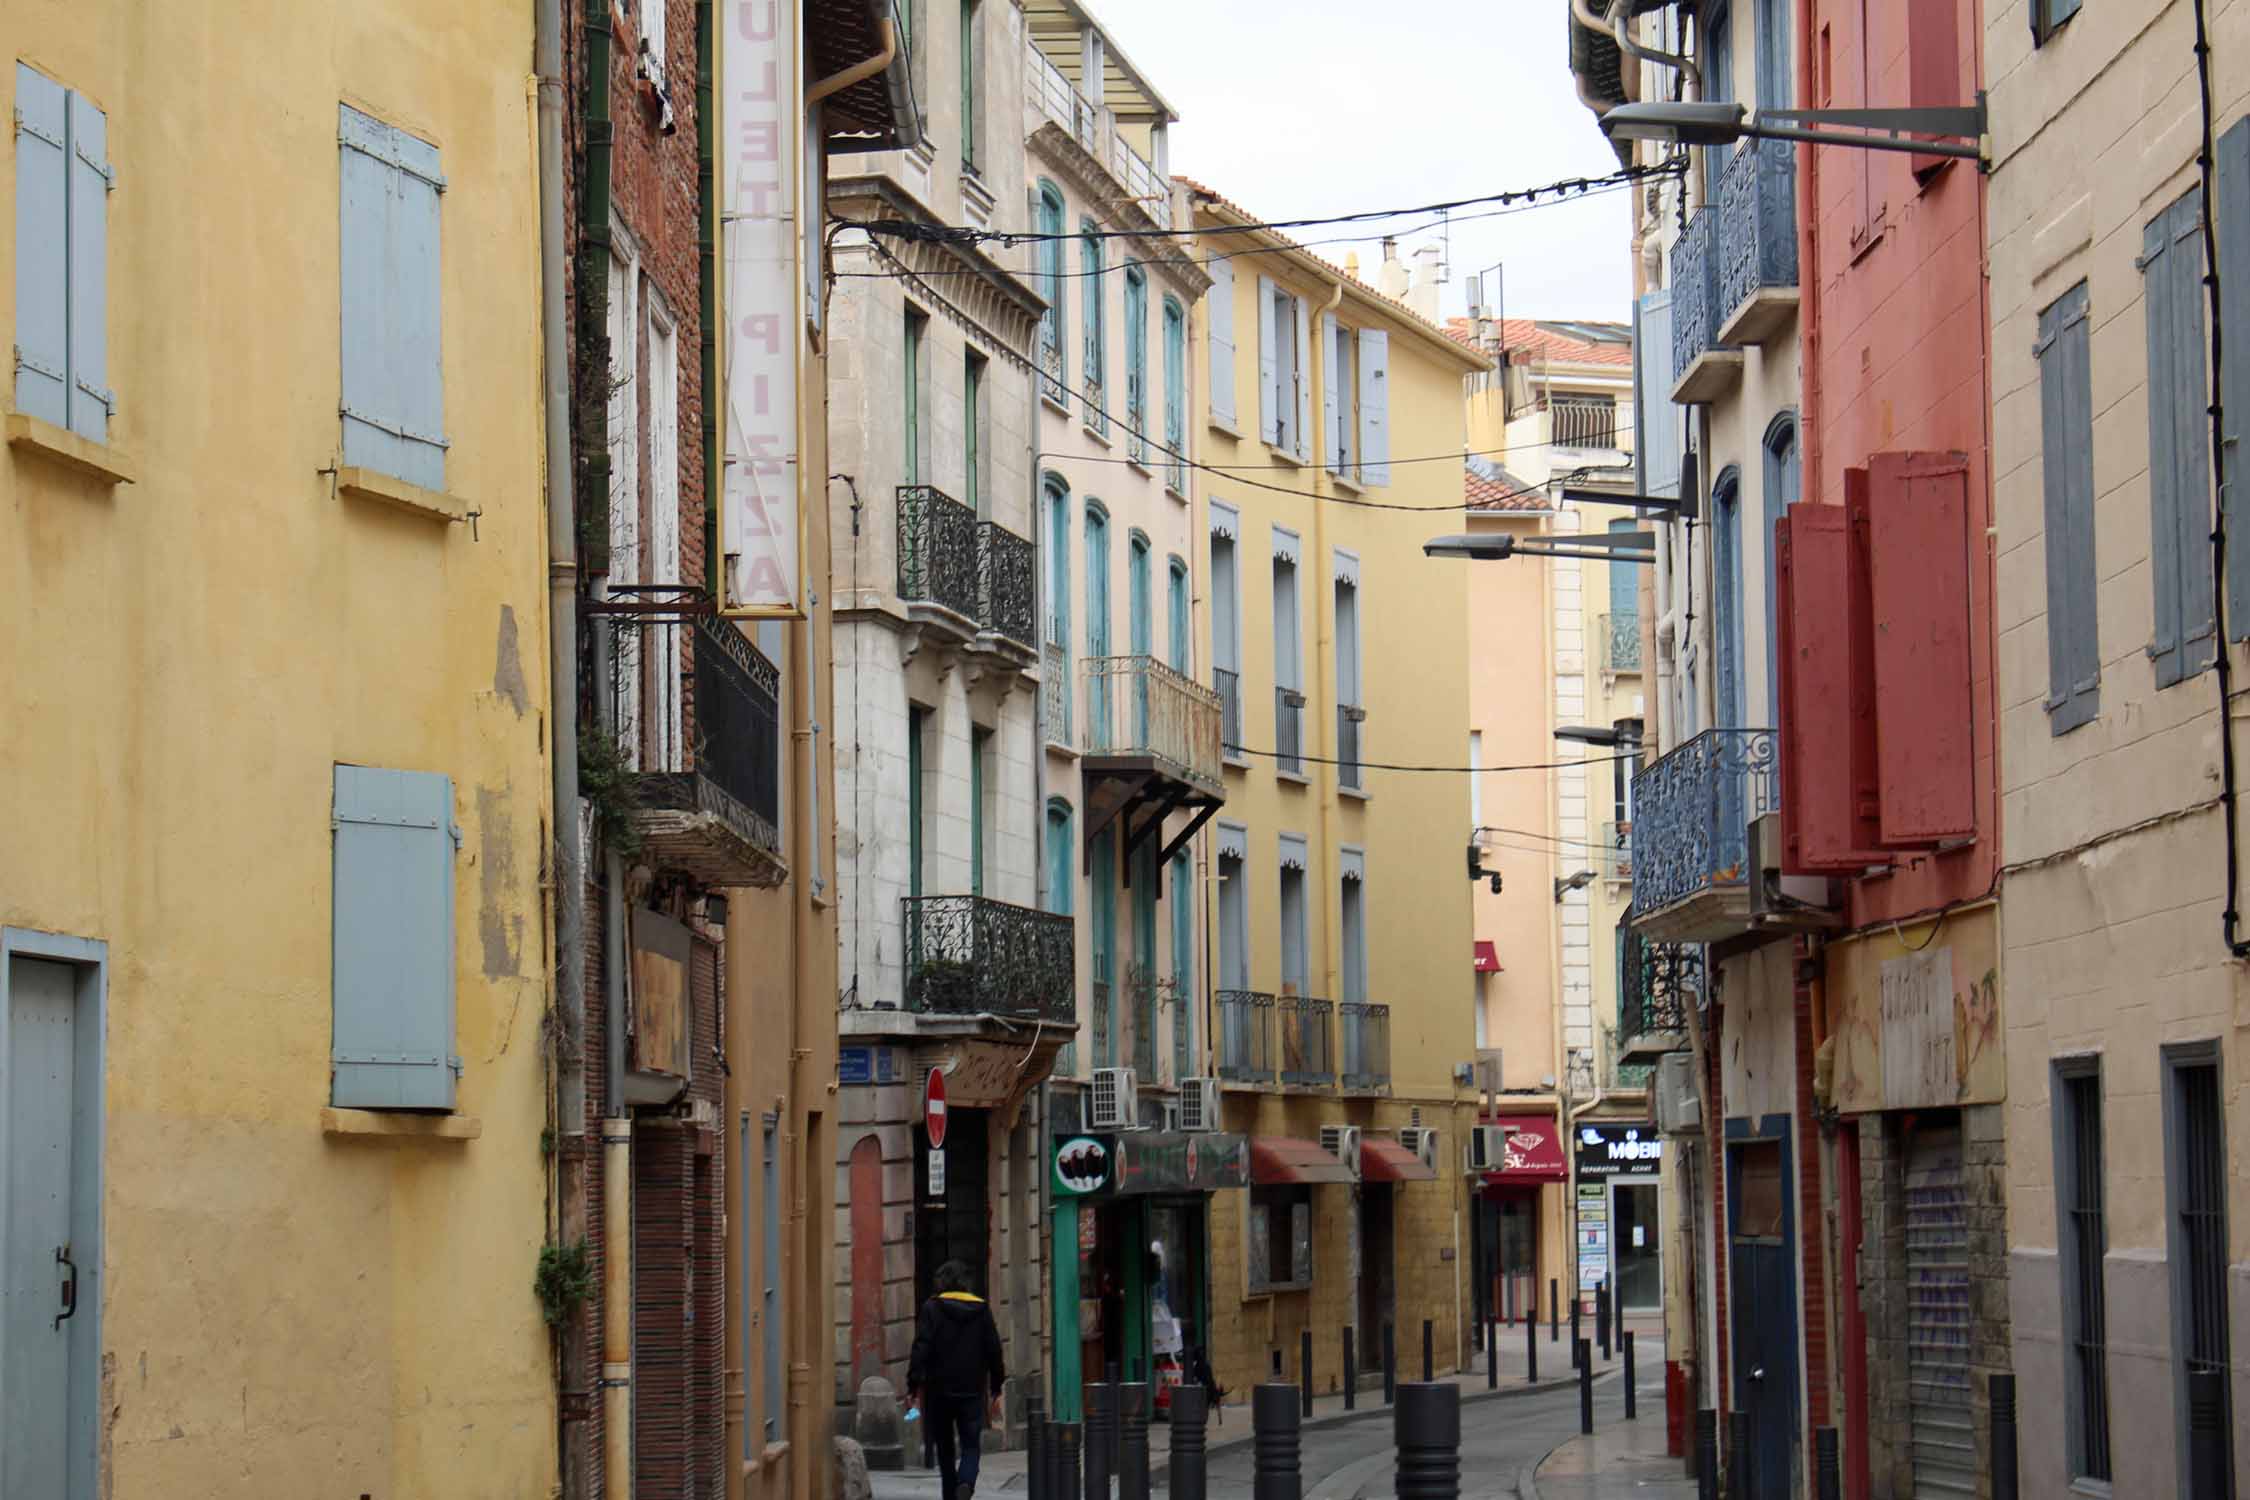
[1760,412,1800,710]
[1711,467,1745,726]
[331,765,458,1110]
[605,250,644,761]
[1356,331,1390,485]
[1163,297,1187,490]
[964,349,987,513]
[2053,1060,2111,1483]
[1216,829,1249,991]
[1129,533,1153,742]
[904,306,929,487]
[1090,827,1116,1066]
[1339,853,1367,1005]
[633,0,666,80]
[970,726,992,896]
[1124,264,1149,462]
[959,0,982,172]
[340,104,446,489]
[1256,276,1309,459]
[1085,504,1111,738]
[2164,1044,2233,1477]
[2142,187,2217,687]
[761,1115,786,1445]
[1731,1139,1784,1238]
[2036,285,2100,733]
[1754,0,1792,109]
[1037,184,1067,404]
[1468,731,1483,826]
[1047,478,1072,734]
[908,705,930,898]
[1703,2,1736,177]
[1207,254,1238,429]
[2031,0,2081,44]
[1250,1184,1313,1289]
[647,307,683,770]
[1044,800,1075,915]
[1327,319,1357,474]
[1212,506,1243,750]
[1168,558,1190,673]
[1608,516,1641,678]
[1552,393,1618,450]
[1082,222,1107,433]
[1273,531,1303,774]
[13,65,111,444]
[1335,556,1363,791]
[1277,835,1309,995]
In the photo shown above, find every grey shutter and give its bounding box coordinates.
[2142,189,2215,687]
[1319,315,1340,470]
[2216,116,2250,629]
[339,105,448,491]
[332,765,459,1109]
[1358,330,1389,486]
[64,90,111,442]
[13,65,70,427]
[1292,296,1312,461]
[2037,283,2101,733]
[1208,255,1237,427]
[1257,275,1278,444]
[1636,291,1680,497]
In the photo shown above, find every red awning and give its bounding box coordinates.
[1250,1136,1358,1185]
[1481,1114,1568,1184]
[1361,1136,1439,1183]
[1473,941,1502,972]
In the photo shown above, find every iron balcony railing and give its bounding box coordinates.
[1551,396,1620,450]
[1669,204,1723,390]
[1042,638,1071,744]
[1629,727,1779,917]
[1040,327,1066,406]
[1083,655,1226,795]
[1216,667,1242,754]
[1025,40,1101,154]
[1619,925,1701,1048]
[897,485,981,622]
[628,617,787,885]
[1715,137,1798,331]
[1337,704,1365,791]
[1600,611,1643,673]
[901,895,1076,1022]
[1339,1001,1390,1090]
[1603,819,1632,883]
[1165,406,1187,492]
[1216,989,1274,1082]
[1126,364,1149,466]
[977,521,1036,648]
[1276,686,1305,775]
[1278,996,1334,1087]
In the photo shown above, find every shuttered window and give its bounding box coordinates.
[1865,452,1977,844]
[2036,283,2101,733]
[1357,330,1389,485]
[1635,291,1681,498]
[1081,222,1107,434]
[1163,296,1186,490]
[339,104,447,490]
[331,765,458,1109]
[1277,834,1309,994]
[2212,117,2250,631]
[14,65,112,443]
[1036,183,1067,405]
[1207,255,1237,429]
[2140,187,2216,688]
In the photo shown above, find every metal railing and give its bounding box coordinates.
[1091,976,1112,1067]
[1600,611,1643,673]
[1216,667,1242,753]
[1276,687,1305,775]
[977,521,1036,648]
[1619,924,1700,1045]
[1172,978,1191,1082]
[1126,361,1149,465]
[1715,137,1797,332]
[1082,655,1225,794]
[901,895,1075,1022]
[1603,820,1632,882]
[1042,637,1071,744]
[1278,996,1333,1087]
[1216,990,1274,1082]
[629,616,782,863]
[1669,205,1723,389]
[897,486,981,621]
[1551,396,1620,450]
[1339,1002,1390,1090]
[1628,727,1778,916]
[1129,971,1157,1077]
[1107,126,1172,229]
[1083,371,1107,437]
[1337,704,1364,791]
[1026,41,1101,154]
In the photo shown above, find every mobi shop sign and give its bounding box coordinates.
[1574,1123,1663,1178]
[720,0,803,615]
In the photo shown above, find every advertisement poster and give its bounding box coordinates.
[1576,1182,1609,1291]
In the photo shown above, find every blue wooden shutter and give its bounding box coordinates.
[1256,276,1279,444]
[1291,296,1311,462]
[2142,189,2215,687]
[65,90,112,442]
[1357,330,1389,486]
[13,66,70,427]
[2037,282,2101,732]
[332,765,458,1109]
[1169,561,1189,672]
[1636,292,1680,496]
[2216,116,2250,631]
[339,105,447,491]
[1319,315,1340,470]
[1206,259,1236,428]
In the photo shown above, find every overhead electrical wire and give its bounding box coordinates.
[1225,745,1637,775]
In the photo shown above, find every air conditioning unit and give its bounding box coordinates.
[1089,1067,1139,1130]
[1397,1126,1439,1168]
[1655,1053,1702,1135]
[1180,1077,1223,1133]
[1747,812,1842,927]
[1319,1124,1363,1174]
[1466,1124,1510,1173]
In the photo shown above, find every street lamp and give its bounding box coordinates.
[1423,532,1654,563]
[1600,97,1988,166]
[1554,725,1643,749]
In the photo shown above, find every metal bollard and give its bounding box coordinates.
[1252,1383,1303,1500]
[2187,1367,2227,1500]
[1117,1383,1151,1500]
[1570,1290,1582,1365]
[1550,1279,1559,1343]
[1421,1319,1433,1382]
[1694,1408,1719,1500]
[1383,1323,1397,1405]
[1083,1384,1114,1500]
[1622,1331,1636,1419]
[1343,1327,1357,1412]
[1027,1394,1048,1500]
[1486,1316,1497,1389]
[1988,1374,2016,1500]
[1393,1383,1462,1500]
[1300,1329,1314,1418]
[1057,1423,1083,1500]
[1598,1280,1612,1362]
[1524,1303,1537,1384]
[1170,1387,1209,1500]
[1576,1339,1593,1435]
[1728,1412,1751,1500]
[1814,1426,1840,1500]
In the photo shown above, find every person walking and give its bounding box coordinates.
[907,1260,1007,1500]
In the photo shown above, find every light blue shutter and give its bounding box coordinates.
[1291,296,1311,462]
[340,105,448,491]
[1319,315,1339,470]
[2142,189,2215,687]
[65,91,111,442]
[13,66,70,427]
[1357,330,1389,486]
[332,765,458,1109]
[1208,256,1237,427]
[2216,116,2250,631]
[2037,283,2101,733]
[1256,276,1278,444]
[1636,291,1680,496]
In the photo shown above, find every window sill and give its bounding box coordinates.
[1248,1281,1312,1298]
[1165,484,1190,504]
[322,1106,481,1140]
[1082,423,1113,449]
[1223,752,1251,771]
[1265,444,1304,469]
[1045,739,1081,762]
[7,412,136,486]
[1208,416,1242,440]
[1328,467,1361,495]
[1127,456,1155,481]
[744,1439,794,1478]
[1041,390,1073,418]
[1276,768,1313,788]
[337,465,470,524]
[1339,784,1372,803]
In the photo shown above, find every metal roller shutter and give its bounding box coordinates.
[1905,1124,1976,1497]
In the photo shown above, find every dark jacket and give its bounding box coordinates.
[908,1291,1007,1402]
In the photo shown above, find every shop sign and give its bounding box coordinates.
[1055,1135,1112,1196]
[837,1046,903,1085]
[1111,1132,1250,1196]
[1574,1123,1663,1177]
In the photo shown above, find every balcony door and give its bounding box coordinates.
[1086,505,1111,746]
[1130,532,1152,747]
[1711,467,1745,729]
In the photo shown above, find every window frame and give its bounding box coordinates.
[2051,1056,2112,1485]
[1248,1182,1314,1291]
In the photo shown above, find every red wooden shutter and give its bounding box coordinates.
[1776,477,1888,873]
[1906,0,1962,180]
[1863,451,1978,846]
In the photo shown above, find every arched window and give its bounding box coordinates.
[1085,502,1111,741]
[1124,264,1149,460]
[1044,798,1075,916]
[1710,465,1745,729]
[1081,220,1107,433]
[1761,412,1800,714]
[1167,557,1190,673]
[1035,183,1066,403]
[1162,297,1187,490]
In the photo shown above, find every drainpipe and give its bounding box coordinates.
[807,18,897,107]
[1601,0,1700,103]
[1312,277,1343,1002]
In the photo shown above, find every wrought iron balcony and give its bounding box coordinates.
[901,895,1076,1023]
[1042,638,1072,745]
[1216,667,1242,756]
[1551,396,1621,452]
[897,485,981,624]
[1216,989,1274,1082]
[1603,820,1632,883]
[1714,138,1799,347]
[1339,1001,1390,1091]
[1618,926,1702,1063]
[1337,705,1365,792]
[628,617,786,888]
[1600,611,1643,673]
[1278,996,1334,1087]
[977,521,1036,650]
[1083,655,1226,797]
[1276,686,1305,776]
[1668,206,1741,404]
[1629,727,1778,942]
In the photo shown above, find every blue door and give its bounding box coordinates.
[1727,1129,1799,1500]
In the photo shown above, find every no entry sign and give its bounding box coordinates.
[924,1067,948,1149]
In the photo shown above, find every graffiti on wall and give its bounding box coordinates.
[1829,910,2003,1113]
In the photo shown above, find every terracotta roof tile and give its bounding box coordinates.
[1445,317,1634,369]
[1465,456,1548,511]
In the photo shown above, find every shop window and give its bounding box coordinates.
[1732,1140,1785,1238]
[1249,1183,1313,1290]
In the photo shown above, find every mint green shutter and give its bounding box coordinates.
[332,766,458,1109]
[339,105,447,490]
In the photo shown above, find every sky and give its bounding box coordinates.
[1082,0,1636,325]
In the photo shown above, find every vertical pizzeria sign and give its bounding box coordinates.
[720,0,803,616]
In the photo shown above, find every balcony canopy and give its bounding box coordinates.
[1250,1136,1357,1186]
[1361,1136,1437,1183]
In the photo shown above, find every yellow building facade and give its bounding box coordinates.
[1183,185,1490,1397]
[0,2,554,1494]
